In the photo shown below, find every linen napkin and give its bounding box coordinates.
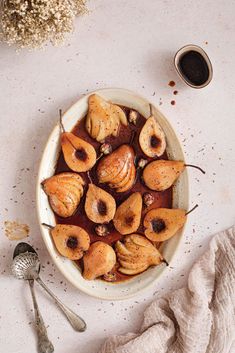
[99,226,235,353]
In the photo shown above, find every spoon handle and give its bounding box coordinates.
[28,280,54,353]
[36,277,86,332]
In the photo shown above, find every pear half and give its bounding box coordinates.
[144,208,186,242]
[113,192,142,235]
[86,94,128,142]
[85,184,116,223]
[143,160,185,191]
[139,116,166,157]
[50,224,90,260]
[83,241,116,280]
[61,132,96,172]
[116,234,164,275]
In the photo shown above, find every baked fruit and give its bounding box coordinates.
[113,192,142,234]
[144,208,186,242]
[97,144,136,192]
[45,97,187,283]
[61,132,96,172]
[86,94,128,142]
[42,172,84,217]
[83,241,116,280]
[50,224,90,260]
[84,184,116,223]
[139,116,166,157]
[143,160,185,191]
[116,234,164,275]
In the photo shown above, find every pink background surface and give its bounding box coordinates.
[0,1,235,352]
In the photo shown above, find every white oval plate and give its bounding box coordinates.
[36,88,189,300]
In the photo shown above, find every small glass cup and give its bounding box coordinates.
[174,44,213,89]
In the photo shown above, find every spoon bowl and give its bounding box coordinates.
[13,242,37,257]
[12,252,40,280]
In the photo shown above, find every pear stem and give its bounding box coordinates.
[185,204,198,216]
[87,171,93,184]
[59,109,65,133]
[163,259,169,266]
[129,131,136,145]
[96,153,103,161]
[184,164,206,174]
[41,223,54,229]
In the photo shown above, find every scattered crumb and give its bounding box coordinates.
[4,220,29,240]
[205,41,208,45]
[171,100,176,105]
[173,90,178,95]
[168,81,175,87]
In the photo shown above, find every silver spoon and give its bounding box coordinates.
[12,243,86,333]
[12,243,54,353]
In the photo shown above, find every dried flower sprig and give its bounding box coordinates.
[0,0,87,49]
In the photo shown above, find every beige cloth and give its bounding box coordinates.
[99,226,235,353]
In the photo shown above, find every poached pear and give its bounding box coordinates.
[143,160,185,191]
[115,163,136,193]
[61,132,96,172]
[116,234,165,275]
[144,208,186,242]
[83,241,116,280]
[139,116,166,158]
[50,224,90,260]
[42,172,84,218]
[97,145,136,193]
[86,94,128,142]
[113,192,142,235]
[84,184,116,223]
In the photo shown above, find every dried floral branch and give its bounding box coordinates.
[0,0,87,49]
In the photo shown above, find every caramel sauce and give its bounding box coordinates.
[168,80,175,87]
[178,51,209,86]
[54,106,172,283]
